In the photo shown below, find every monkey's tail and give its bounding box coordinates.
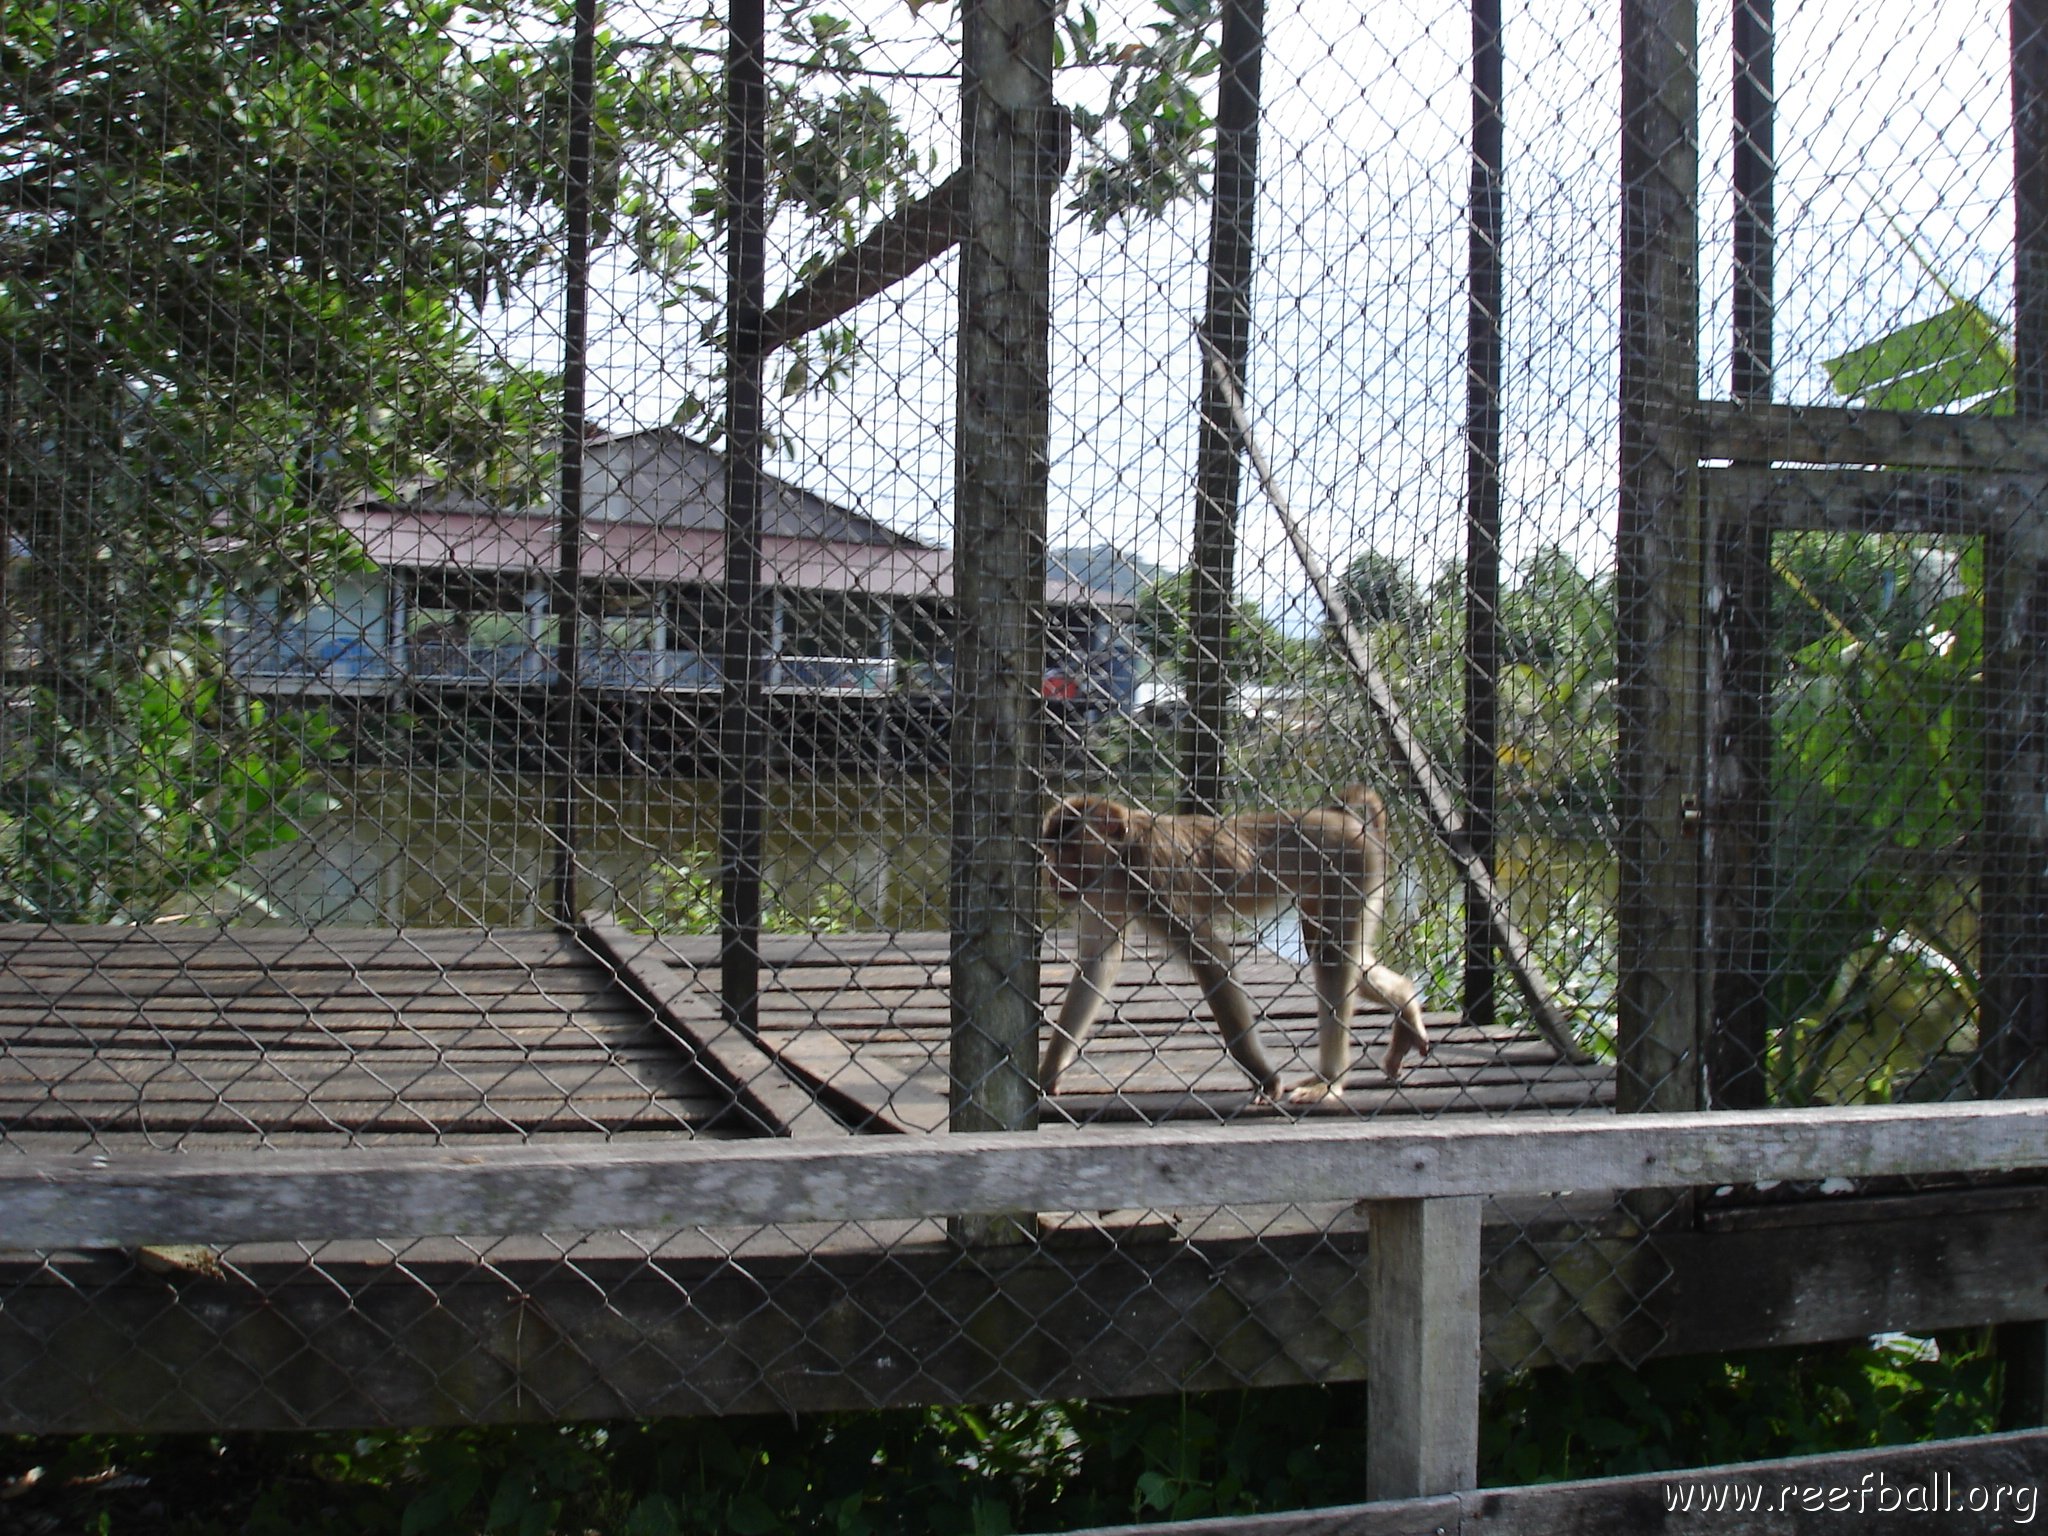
[1335,783,1387,834]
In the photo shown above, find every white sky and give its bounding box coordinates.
[490,0,2015,621]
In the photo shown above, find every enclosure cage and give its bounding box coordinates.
[0,0,2044,1490]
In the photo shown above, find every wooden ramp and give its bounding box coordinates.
[643,930,1615,1134]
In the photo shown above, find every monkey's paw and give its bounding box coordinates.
[1284,1077,1346,1106]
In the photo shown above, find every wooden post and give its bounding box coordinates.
[718,0,769,1035]
[949,0,1055,1225]
[1616,0,1704,1116]
[1993,0,2048,1429]
[1984,0,2048,1107]
[1366,1197,1482,1499]
[547,0,597,927]
[1706,0,1775,1108]
[1182,0,1264,817]
[1463,0,1504,1032]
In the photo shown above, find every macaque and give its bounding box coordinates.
[1039,785,1427,1105]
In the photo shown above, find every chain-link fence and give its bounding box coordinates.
[1,0,2042,1438]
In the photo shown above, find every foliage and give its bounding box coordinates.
[1487,1333,1999,1485]
[632,856,862,936]
[2,1335,2003,1534]
[1056,0,1221,230]
[0,636,338,923]
[1766,536,1982,1103]
[1333,549,1421,632]
[1131,569,1298,686]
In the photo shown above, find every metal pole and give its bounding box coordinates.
[1706,0,1775,1108]
[1462,0,1505,1032]
[1182,0,1265,817]
[548,0,597,927]
[719,0,769,1034]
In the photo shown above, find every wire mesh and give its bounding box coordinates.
[0,0,2039,1436]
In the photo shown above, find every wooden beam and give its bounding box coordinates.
[4,1191,2042,1432]
[758,172,965,354]
[1050,1431,2048,1535]
[1366,1197,1481,1498]
[949,0,1057,1201]
[1700,397,2048,470]
[1617,0,1704,1116]
[576,915,847,1137]
[1706,466,2048,536]
[5,1102,2044,1250]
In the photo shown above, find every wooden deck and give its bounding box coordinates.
[646,931,1614,1132]
[0,922,1612,1154]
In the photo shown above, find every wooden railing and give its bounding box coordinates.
[5,1101,2044,1503]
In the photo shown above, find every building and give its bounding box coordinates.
[230,429,1136,710]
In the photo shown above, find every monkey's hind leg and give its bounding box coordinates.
[1286,924,1360,1106]
[1359,959,1428,1080]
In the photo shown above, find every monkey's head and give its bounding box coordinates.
[1040,793,1131,902]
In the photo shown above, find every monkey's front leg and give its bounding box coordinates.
[1040,909,1126,1095]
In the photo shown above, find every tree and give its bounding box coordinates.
[0,0,919,918]
[1334,549,1420,632]
[1134,570,1290,683]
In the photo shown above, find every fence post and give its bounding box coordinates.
[1463,0,1504,1032]
[1992,0,2048,1429]
[1616,0,1704,1117]
[547,0,598,926]
[950,0,1056,1223]
[1706,0,1775,1108]
[1183,0,1264,817]
[1366,1196,1482,1499]
[718,0,770,1037]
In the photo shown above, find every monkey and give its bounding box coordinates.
[1039,785,1428,1106]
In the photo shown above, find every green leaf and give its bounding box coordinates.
[1823,300,2012,409]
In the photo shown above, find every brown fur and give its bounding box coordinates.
[1040,786,1427,1104]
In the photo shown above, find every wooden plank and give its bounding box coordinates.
[757,171,966,353]
[1616,0,1702,1116]
[1055,1431,2048,1534]
[1706,465,2048,535]
[1700,396,2048,470]
[2,1195,2042,1435]
[0,925,587,961]
[578,916,844,1138]
[4,1100,2043,1250]
[1366,1197,1481,1499]
[950,0,1058,1160]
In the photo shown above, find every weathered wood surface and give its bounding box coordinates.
[1707,465,2048,535]
[1367,1197,1481,1498]
[0,924,754,1143]
[648,930,1610,1133]
[1700,396,2048,470]
[0,924,1609,1148]
[1051,1430,2048,1534]
[578,915,847,1138]
[3,1189,2041,1432]
[6,1100,2044,1251]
